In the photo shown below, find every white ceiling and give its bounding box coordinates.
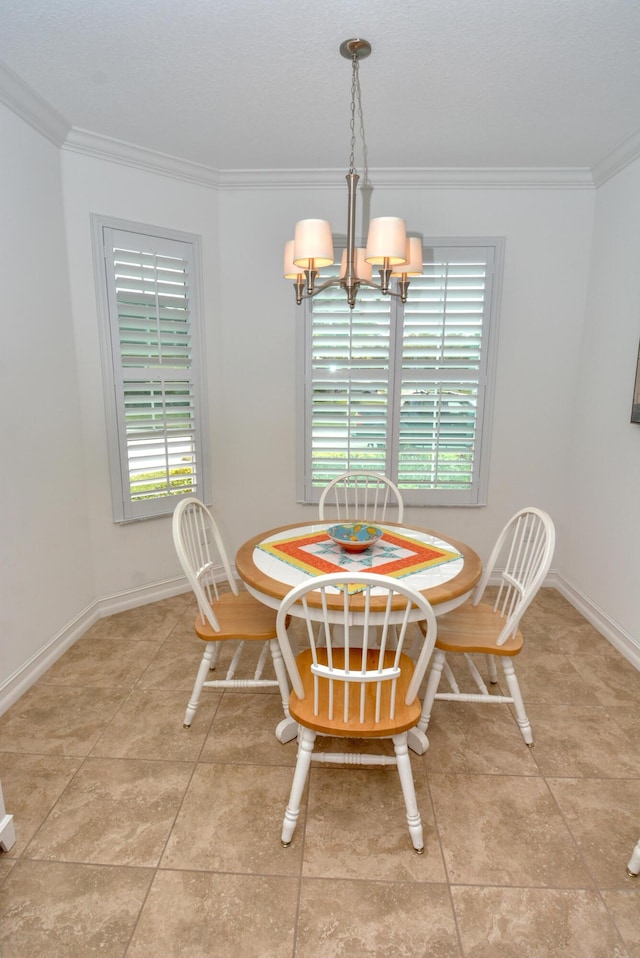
[1,0,640,173]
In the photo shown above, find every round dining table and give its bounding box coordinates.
[236,520,482,617]
[235,520,482,753]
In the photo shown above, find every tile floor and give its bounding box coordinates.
[0,588,639,957]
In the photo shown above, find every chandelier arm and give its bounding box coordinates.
[292,274,410,305]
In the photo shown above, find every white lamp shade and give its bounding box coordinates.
[391,237,423,276]
[283,240,305,279]
[365,217,407,266]
[293,219,334,269]
[340,247,373,283]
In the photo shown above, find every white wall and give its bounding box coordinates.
[0,103,92,691]
[217,183,594,562]
[563,156,640,642]
[60,161,595,588]
[60,151,222,599]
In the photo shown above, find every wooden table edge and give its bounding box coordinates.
[235,521,482,611]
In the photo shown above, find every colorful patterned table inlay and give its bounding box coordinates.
[257,526,461,581]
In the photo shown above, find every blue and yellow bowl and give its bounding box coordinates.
[326,522,382,553]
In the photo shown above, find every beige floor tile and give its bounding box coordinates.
[296,878,461,957]
[547,777,640,888]
[90,688,221,761]
[424,703,540,775]
[199,690,296,765]
[136,641,207,691]
[39,636,157,688]
[161,762,303,876]
[127,869,299,957]
[1,587,638,956]
[601,889,640,958]
[451,886,628,958]
[0,859,153,958]
[569,653,640,705]
[85,598,184,643]
[525,704,640,777]
[502,652,600,705]
[549,623,621,656]
[524,588,587,623]
[429,772,591,886]
[0,752,82,857]
[24,757,193,867]
[0,685,129,756]
[606,706,640,738]
[301,765,445,882]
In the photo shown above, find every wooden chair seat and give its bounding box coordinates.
[434,601,524,656]
[289,648,422,737]
[195,590,282,641]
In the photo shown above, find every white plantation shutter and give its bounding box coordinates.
[299,240,502,506]
[94,220,209,521]
[306,276,392,483]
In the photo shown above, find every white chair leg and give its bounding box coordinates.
[485,653,498,684]
[393,733,424,853]
[501,658,534,746]
[268,638,298,743]
[282,727,315,846]
[225,640,245,680]
[209,642,222,670]
[464,653,490,694]
[627,837,640,877]
[417,648,445,735]
[254,641,270,679]
[442,656,460,693]
[0,782,15,852]
[183,642,216,728]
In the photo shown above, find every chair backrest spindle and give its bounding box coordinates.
[319,471,404,523]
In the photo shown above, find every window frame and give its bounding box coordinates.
[91,215,210,523]
[296,236,504,508]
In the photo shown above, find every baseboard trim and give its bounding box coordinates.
[0,602,100,716]
[0,575,190,717]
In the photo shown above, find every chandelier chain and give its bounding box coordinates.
[348,55,369,182]
[348,56,358,173]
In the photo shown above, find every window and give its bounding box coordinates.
[297,239,503,507]
[92,216,209,522]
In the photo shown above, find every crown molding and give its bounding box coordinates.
[591,128,640,187]
[217,166,595,190]
[63,128,222,188]
[7,57,639,193]
[60,132,595,190]
[0,60,70,146]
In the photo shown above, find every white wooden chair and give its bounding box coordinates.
[172,498,293,739]
[275,572,437,853]
[417,507,555,747]
[627,837,640,877]
[318,471,404,523]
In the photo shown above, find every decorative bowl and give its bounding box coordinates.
[326,522,382,553]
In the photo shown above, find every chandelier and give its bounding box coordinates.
[283,38,423,310]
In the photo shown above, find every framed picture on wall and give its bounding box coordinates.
[632,339,640,424]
